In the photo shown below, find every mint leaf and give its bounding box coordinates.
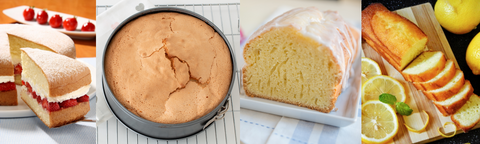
[379,93,397,105]
[396,102,413,116]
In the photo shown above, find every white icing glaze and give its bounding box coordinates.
[0,76,14,83]
[245,7,359,90]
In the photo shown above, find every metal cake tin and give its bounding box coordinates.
[101,7,236,139]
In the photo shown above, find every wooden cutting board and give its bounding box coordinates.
[362,3,480,144]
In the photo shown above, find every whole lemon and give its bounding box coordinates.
[466,32,480,75]
[434,0,480,34]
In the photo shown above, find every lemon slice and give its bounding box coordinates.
[362,57,382,85]
[405,111,430,133]
[438,122,457,138]
[362,75,407,103]
[362,100,399,144]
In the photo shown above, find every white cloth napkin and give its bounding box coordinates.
[240,106,361,144]
[95,0,156,125]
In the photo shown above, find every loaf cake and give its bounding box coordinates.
[0,25,17,105]
[434,80,473,116]
[20,48,90,128]
[242,7,359,113]
[362,3,427,71]
[413,60,456,91]
[7,25,76,85]
[104,12,232,124]
[452,93,480,133]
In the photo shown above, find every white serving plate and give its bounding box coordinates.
[2,5,96,40]
[0,60,96,118]
[239,54,361,127]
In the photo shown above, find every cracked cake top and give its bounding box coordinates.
[104,12,232,124]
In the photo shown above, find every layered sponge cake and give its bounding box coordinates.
[0,25,17,105]
[105,12,232,124]
[242,7,359,113]
[7,25,76,85]
[20,48,90,128]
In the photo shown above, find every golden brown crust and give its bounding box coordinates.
[413,60,456,91]
[423,71,465,101]
[451,94,480,133]
[0,90,17,105]
[242,68,338,113]
[49,73,91,97]
[362,4,403,70]
[362,3,428,71]
[433,81,473,116]
[21,90,89,128]
[401,52,446,82]
[48,102,89,128]
[0,67,14,76]
[105,12,231,124]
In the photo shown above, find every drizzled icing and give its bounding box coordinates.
[245,7,359,91]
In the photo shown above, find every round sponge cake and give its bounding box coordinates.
[104,12,232,124]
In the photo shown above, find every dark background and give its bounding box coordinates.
[362,0,480,144]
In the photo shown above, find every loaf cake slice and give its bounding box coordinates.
[423,70,465,101]
[362,3,428,71]
[451,93,480,133]
[7,25,76,85]
[434,80,473,116]
[0,25,17,105]
[402,51,446,82]
[413,60,456,91]
[20,48,90,128]
[243,8,359,113]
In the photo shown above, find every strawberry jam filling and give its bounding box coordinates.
[23,81,89,112]
[0,82,16,92]
[14,64,22,75]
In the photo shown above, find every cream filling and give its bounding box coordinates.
[21,79,90,102]
[0,75,15,83]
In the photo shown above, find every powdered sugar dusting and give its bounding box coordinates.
[0,24,18,71]
[21,48,88,84]
[7,25,76,58]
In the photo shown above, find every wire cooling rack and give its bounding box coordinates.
[96,3,240,144]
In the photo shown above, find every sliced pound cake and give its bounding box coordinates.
[413,60,456,91]
[243,7,359,113]
[423,70,465,101]
[451,93,480,133]
[434,80,473,116]
[402,51,446,82]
